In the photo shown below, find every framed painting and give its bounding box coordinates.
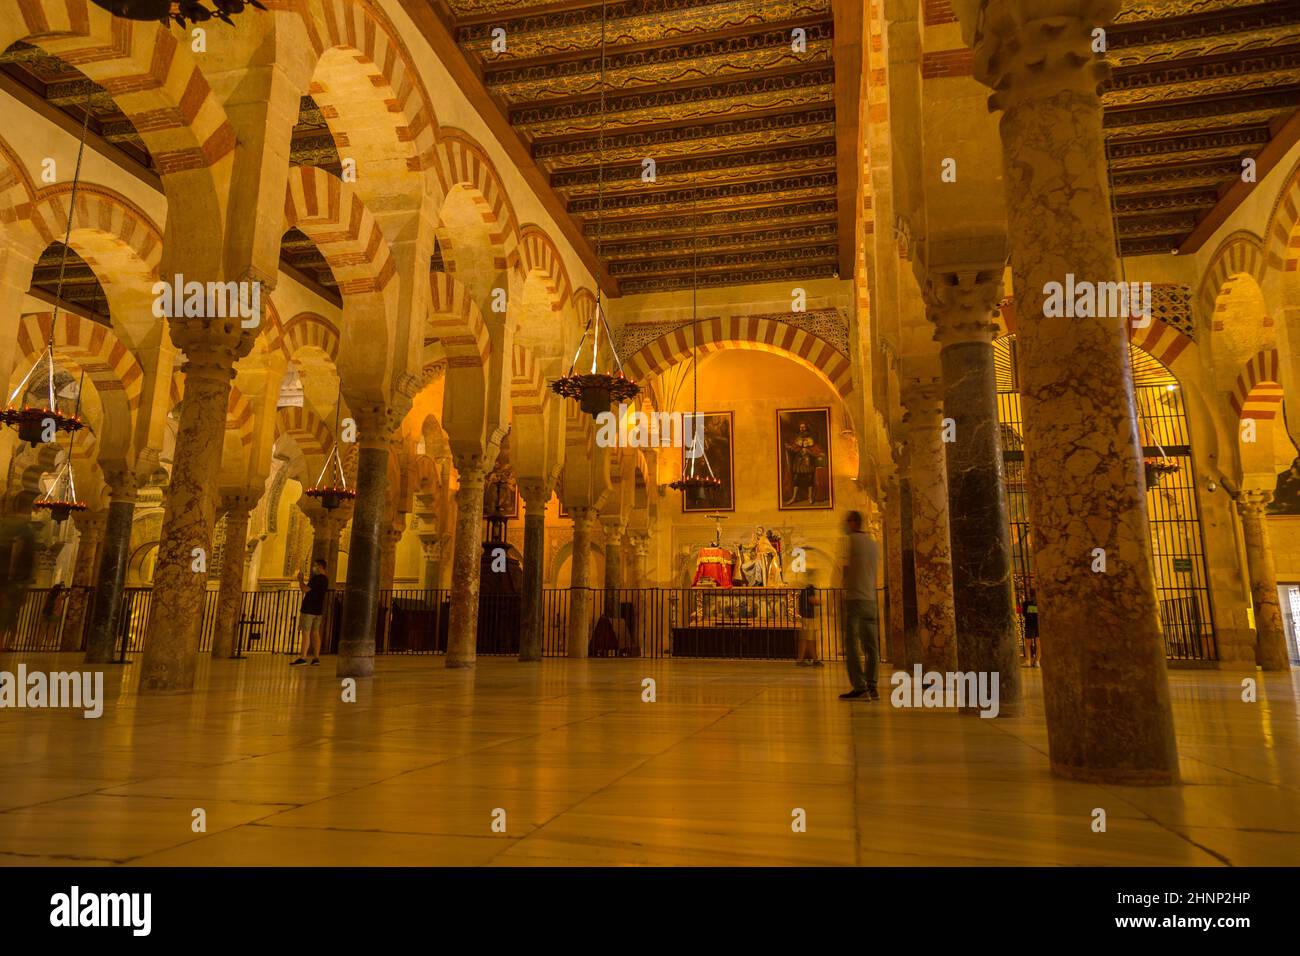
[777,407,833,510]
[681,411,734,513]
[483,473,519,518]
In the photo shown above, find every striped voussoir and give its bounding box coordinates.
[14,4,234,176]
[27,184,162,280]
[1127,312,1193,372]
[520,225,572,309]
[284,165,395,294]
[1200,231,1265,321]
[294,0,439,175]
[1230,349,1284,421]
[283,311,342,363]
[16,311,144,412]
[1264,158,1300,273]
[622,314,854,403]
[276,404,333,457]
[428,271,490,371]
[436,131,520,267]
[226,383,254,446]
[510,343,545,416]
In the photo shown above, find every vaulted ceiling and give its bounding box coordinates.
[436,0,851,296]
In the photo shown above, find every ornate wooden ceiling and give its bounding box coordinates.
[437,0,844,295]
[1104,0,1300,256]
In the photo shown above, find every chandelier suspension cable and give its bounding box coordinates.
[593,0,607,375]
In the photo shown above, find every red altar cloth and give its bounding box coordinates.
[692,547,734,588]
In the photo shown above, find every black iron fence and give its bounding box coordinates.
[2,584,886,662]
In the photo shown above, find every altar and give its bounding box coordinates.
[670,586,802,659]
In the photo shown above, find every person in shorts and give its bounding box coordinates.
[291,558,329,666]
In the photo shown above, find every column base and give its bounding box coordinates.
[1050,761,1179,787]
[336,652,374,679]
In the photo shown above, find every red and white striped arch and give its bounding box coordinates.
[1231,349,1285,421]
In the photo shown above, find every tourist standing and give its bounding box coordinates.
[1021,590,1040,668]
[291,558,329,666]
[838,511,880,701]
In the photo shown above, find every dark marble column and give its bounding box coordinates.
[446,451,489,669]
[336,415,390,679]
[883,476,907,667]
[927,268,1022,716]
[211,493,255,659]
[307,508,347,579]
[140,350,236,693]
[601,516,625,615]
[518,479,551,662]
[84,469,138,663]
[1237,491,1291,671]
[898,475,921,669]
[972,0,1178,782]
[60,510,106,651]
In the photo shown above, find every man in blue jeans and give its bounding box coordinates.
[839,510,880,701]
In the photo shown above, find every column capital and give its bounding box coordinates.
[601,515,627,544]
[72,509,108,541]
[1237,490,1273,518]
[453,453,492,486]
[348,402,397,451]
[899,377,945,425]
[629,533,650,558]
[219,490,260,517]
[569,505,601,530]
[517,477,554,514]
[169,323,254,377]
[419,536,443,562]
[971,0,1119,112]
[99,463,140,504]
[924,268,1005,347]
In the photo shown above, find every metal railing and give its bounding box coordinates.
[2,584,885,662]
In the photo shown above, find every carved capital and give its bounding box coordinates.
[601,515,627,545]
[517,477,554,514]
[1236,490,1273,518]
[972,0,1120,112]
[72,509,108,543]
[99,463,140,504]
[899,378,945,426]
[924,269,1005,347]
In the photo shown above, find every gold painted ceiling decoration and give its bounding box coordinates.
[441,0,840,295]
[1105,0,1300,255]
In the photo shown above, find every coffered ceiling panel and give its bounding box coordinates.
[438,0,842,295]
[1104,0,1300,256]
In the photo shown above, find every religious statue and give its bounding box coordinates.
[736,525,784,586]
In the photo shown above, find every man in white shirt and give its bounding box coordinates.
[839,510,880,701]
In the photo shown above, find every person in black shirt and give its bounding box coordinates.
[291,558,329,665]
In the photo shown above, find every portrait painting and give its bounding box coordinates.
[682,411,734,513]
[1268,455,1300,516]
[777,407,833,510]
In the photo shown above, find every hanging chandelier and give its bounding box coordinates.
[549,0,639,419]
[302,393,357,511]
[33,371,88,523]
[669,176,720,495]
[90,0,267,28]
[3,95,91,448]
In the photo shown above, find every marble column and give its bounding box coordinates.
[629,533,649,586]
[336,412,390,679]
[567,506,598,659]
[419,536,443,590]
[84,468,137,663]
[60,510,106,651]
[139,348,237,693]
[1237,491,1291,671]
[601,516,626,617]
[33,543,60,588]
[928,269,1022,714]
[445,453,489,668]
[972,0,1178,782]
[308,509,347,579]
[211,494,255,659]
[883,477,908,667]
[379,523,402,593]
[900,379,958,672]
[517,479,551,662]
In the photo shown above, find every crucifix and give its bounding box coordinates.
[705,513,728,548]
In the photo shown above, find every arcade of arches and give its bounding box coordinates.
[0,0,1299,866]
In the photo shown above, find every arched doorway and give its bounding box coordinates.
[995,335,1215,661]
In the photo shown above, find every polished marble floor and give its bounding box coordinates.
[0,653,1297,866]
